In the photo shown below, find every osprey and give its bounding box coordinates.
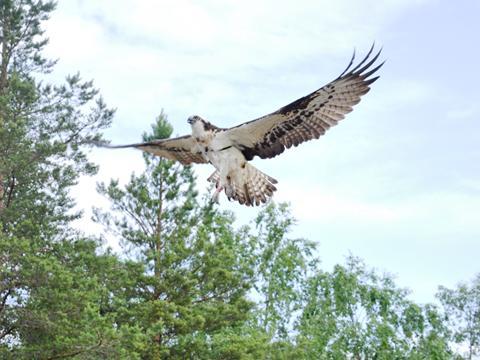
[101,46,384,206]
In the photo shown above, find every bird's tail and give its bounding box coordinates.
[207,164,277,206]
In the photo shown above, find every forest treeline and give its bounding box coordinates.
[1,2,479,359]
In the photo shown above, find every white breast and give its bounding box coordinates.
[208,146,243,173]
[190,126,247,185]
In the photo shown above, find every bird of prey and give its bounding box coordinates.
[100,46,384,206]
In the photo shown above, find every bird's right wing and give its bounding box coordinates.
[97,135,207,165]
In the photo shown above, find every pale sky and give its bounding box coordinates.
[43,0,480,304]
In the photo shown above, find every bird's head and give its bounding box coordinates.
[188,115,209,136]
[187,115,203,125]
[187,115,219,134]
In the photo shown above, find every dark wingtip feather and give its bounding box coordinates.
[348,43,376,74]
[336,43,384,83]
[364,76,380,86]
[337,48,356,79]
[361,60,385,79]
[353,48,382,76]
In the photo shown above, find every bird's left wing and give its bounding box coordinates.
[98,135,207,165]
[224,45,384,160]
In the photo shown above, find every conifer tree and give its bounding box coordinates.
[0,1,118,357]
[95,113,260,358]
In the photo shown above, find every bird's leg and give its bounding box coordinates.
[211,181,223,204]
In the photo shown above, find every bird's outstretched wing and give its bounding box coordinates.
[97,135,207,165]
[224,45,384,160]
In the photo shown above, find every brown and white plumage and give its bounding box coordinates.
[101,135,207,165]
[224,45,384,160]
[99,46,384,206]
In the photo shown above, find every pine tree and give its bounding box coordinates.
[95,113,261,358]
[0,1,119,357]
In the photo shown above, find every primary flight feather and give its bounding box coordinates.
[100,45,384,206]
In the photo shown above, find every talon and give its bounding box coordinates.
[211,182,223,204]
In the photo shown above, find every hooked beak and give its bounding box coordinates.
[187,118,194,125]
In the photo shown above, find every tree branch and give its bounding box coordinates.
[0,325,15,340]
[5,174,15,208]
[45,336,104,360]
[0,289,12,314]
[117,202,151,238]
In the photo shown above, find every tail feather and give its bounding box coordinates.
[231,163,277,206]
[207,165,277,206]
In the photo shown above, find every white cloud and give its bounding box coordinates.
[280,180,480,238]
[277,181,401,223]
[47,0,435,72]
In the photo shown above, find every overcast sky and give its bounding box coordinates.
[43,0,480,304]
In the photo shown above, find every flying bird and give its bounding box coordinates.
[100,46,384,206]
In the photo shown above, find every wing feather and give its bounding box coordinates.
[97,135,206,165]
[225,45,384,160]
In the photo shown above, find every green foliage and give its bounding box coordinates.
[248,202,318,341]
[0,238,138,359]
[296,256,452,359]
[437,275,480,359]
[0,1,116,357]
[0,0,113,237]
